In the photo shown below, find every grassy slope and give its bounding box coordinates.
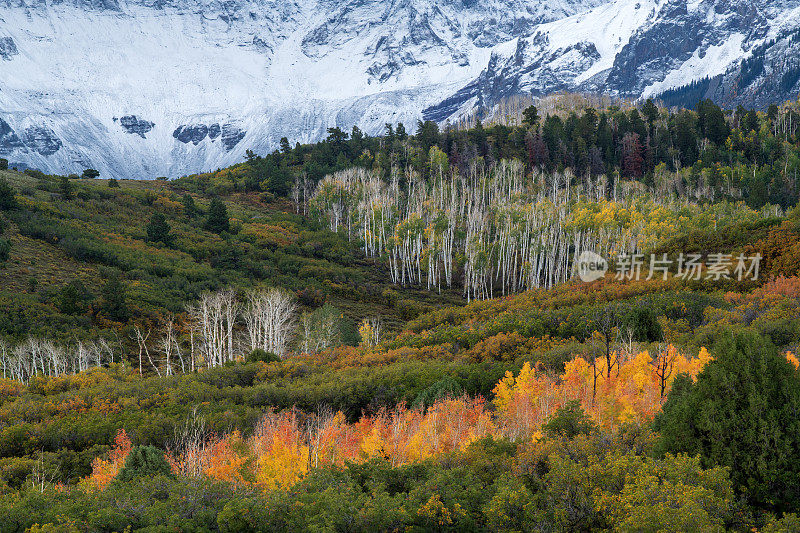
[0,170,463,342]
[1,170,101,295]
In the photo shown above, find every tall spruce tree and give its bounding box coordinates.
[654,330,800,516]
[115,446,173,483]
[182,193,198,219]
[100,276,129,322]
[522,105,539,127]
[146,212,171,245]
[0,179,17,210]
[205,197,230,234]
[59,176,73,199]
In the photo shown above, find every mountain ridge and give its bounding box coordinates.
[1,0,798,178]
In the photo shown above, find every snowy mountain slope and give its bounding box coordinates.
[425,0,800,123]
[424,0,662,122]
[0,0,604,178]
[606,0,797,97]
[708,13,800,110]
[1,0,798,178]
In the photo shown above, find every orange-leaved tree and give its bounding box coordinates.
[88,429,132,489]
[493,346,713,438]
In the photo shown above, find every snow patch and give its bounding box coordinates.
[642,33,746,98]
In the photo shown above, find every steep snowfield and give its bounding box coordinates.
[533,0,665,85]
[642,33,746,98]
[0,0,798,178]
[1,5,279,177]
[0,0,604,178]
[426,0,800,125]
[423,0,664,122]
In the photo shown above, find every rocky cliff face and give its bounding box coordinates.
[712,27,800,110]
[0,0,797,178]
[426,0,800,123]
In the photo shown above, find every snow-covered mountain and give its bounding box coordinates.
[0,0,798,178]
[425,0,800,122]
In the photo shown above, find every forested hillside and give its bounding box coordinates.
[0,168,461,344]
[0,96,800,531]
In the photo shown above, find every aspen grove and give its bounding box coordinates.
[310,154,774,300]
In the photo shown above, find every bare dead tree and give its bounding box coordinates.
[650,343,678,399]
[158,317,185,376]
[133,326,156,377]
[170,406,210,478]
[28,452,61,493]
[187,289,240,367]
[243,288,296,357]
[306,405,336,469]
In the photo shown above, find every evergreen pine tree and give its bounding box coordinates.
[642,99,659,126]
[522,105,539,127]
[655,331,800,515]
[115,446,173,483]
[0,238,9,263]
[58,279,91,315]
[146,212,172,245]
[182,193,198,219]
[100,276,129,322]
[205,197,229,234]
[0,179,17,210]
[59,176,73,199]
